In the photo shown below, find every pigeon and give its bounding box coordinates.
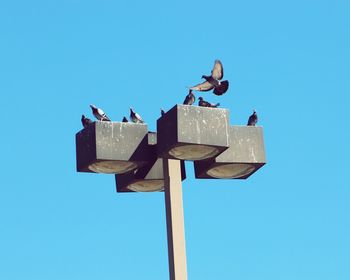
[81,115,93,128]
[198,97,220,108]
[161,109,165,116]
[190,60,229,96]
[247,110,258,126]
[130,107,144,123]
[183,89,195,105]
[122,116,128,123]
[90,104,111,121]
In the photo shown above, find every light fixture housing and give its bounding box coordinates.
[194,126,266,179]
[116,132,186,192]
[76,121,153,174]
[157,105,230,161]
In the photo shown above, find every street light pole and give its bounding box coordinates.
[76,104,266,280]
[163,158,188,280]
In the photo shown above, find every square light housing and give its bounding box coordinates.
[116,132,186,192]
[157,105,230,161]
[194,126,266,179]
[76,121,152,174]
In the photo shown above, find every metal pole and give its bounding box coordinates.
[163,159,188,280]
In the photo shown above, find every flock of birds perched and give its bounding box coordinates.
[81,60,258,129]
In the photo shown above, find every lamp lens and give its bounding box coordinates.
[127,180,164,192]
[169,145,219,161]
[88,161,138,174]
[206,163,255,179]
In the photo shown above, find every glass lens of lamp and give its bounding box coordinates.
[88,161,138,174]
[168,145,219,161]
[206,163,255,179]
[127,180,164,192]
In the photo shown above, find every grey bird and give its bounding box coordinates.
[183,89,195,105]
[161,109,165,116]
[198,97,220,108]
[122,116,128,123]
[190,60,229,96]
[90,104,111,121]
[81,115,93,128]
[130,107,144,123]
[247,110,258,126]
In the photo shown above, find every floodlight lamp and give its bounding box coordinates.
[127,179,165,192]
[76,121,152,175]
[206,163,256,179]
[194,126,266,180]
[168,144,220,161]
[88,160,138,174]
[157,105,230,161]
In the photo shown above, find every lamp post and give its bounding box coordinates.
[76,104,266,280]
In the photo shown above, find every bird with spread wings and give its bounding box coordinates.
[190,60,229,96]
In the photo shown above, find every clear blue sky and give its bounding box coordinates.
[1,0,349,279]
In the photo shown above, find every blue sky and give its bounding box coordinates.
[1,0,349,279]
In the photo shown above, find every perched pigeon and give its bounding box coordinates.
[122,116,128,123]
[161,109,165,116]
[247,110,258,126]
[198,97,220,108]
[90,104,111,121]
[130,107,144,123]
[190,60,229,96]
[81,115,93,128]
[183,89,195,105]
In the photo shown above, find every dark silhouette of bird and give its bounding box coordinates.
[198,97,220,108]
[161,109,165,116]
[122,116,128,122]
[90,104,111,121]
[130,107,144,123]
[247,110,258,126]
[183,89,195,105]
[190,60,229,96]
[81,115,93,128]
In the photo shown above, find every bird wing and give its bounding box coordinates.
[247,115,254,125]
[190,81,214,92]
[213,80,229,95]
[103,114,111,121]
[211,60,224,80]
[202,100,211,107]
[183,94,195,105]
[247,117,252,125]
[97,108,111,121]
[135,113,144,123]
[97,108,105,116]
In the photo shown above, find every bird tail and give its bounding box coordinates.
[215,103,220,107]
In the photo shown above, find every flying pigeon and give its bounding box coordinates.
[247,110,258,126]
[183,89,195,105]
[198,97,220,108]
[190,60,229,96]
[122,116,128,123]
[90,104,111,121]
[130,107,144,123]
[81,115,93,128]
[161,109,165,116]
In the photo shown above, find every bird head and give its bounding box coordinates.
[198,97,203,101]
